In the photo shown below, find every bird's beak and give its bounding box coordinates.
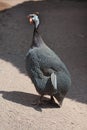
[27,15,33,24]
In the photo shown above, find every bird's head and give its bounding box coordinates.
[27,12,40,29]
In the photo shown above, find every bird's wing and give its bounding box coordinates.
[40,68,54,76]
[41,68,58,93]
[38,47,62,73]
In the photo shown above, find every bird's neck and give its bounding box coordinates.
[31,27,44,48]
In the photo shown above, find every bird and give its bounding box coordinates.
[26,12,71,107]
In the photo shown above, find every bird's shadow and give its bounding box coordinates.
[0,91,59,112]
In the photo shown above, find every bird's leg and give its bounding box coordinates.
[51,96,54,101]
[48,96,60,107]
[58,99,63,108]
[49,96,55,103]
[59,101,62,108]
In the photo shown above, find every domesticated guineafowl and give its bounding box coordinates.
[26,13,71,107]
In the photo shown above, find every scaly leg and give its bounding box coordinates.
[48,96,55,104]
[49,96,60,107]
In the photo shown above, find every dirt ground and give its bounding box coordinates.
[0,0,87,130]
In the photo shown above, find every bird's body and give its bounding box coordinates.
[26,13,71,107]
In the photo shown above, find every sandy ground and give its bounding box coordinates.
[0,0,87,130]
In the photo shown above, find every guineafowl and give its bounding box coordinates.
[26,13,71,107]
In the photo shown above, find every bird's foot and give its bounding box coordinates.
[49,96,55,103]
[45,96,59,107]
[31,96,61,108]
[58,101,62,108]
